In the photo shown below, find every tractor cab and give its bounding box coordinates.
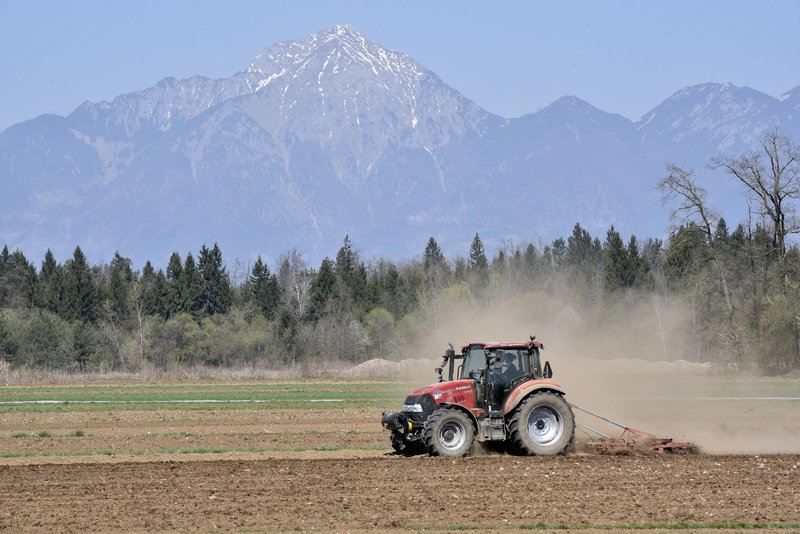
[434,336,553,411]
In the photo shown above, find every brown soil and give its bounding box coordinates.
[1,376,799,533]
[1,454,798,533]
[0,408,385,455]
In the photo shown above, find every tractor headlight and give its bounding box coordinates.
[403,403,423,413]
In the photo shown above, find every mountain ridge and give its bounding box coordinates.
[2,26,799,267]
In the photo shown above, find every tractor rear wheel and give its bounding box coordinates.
[422,408,474,457]
[508,392,574,456]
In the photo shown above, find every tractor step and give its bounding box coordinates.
[479,417,507,440]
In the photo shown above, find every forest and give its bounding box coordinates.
[1,129,799,376]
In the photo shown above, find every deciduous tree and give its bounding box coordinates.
[713,128,800,292]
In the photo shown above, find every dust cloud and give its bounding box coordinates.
[392,291,800,455]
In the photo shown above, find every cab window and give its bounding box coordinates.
[492,349,532,383]
[459,346,486,379]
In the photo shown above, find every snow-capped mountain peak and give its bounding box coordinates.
[244,24,424,88]
[227,25,494,160]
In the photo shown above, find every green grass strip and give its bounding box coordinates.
[0,381,414,413]
[1,381,413,397]
[0,399,397,414]
[0,389,403,403]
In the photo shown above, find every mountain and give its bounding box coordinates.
[2,25,799,267]
[637,83,797,162]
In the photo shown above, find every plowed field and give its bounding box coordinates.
[1,379,799,533]
[1,454,799,532]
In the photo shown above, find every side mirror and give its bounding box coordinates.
[434,367,443,382]
[543,361,553,379]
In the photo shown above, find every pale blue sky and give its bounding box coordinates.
[2,0,799,132]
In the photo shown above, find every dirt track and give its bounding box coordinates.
[1,453,799,532]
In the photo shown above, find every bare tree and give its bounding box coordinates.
[713,128,800,291]
[100,301,127,371]
[658,164,734,322]
[128,279,148,368]
[277,248,312,320]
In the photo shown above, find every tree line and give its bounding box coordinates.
[1,129,798,375]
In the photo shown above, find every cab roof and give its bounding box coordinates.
[462,341,542,351]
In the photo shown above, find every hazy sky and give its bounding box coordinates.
[2,0,799,132]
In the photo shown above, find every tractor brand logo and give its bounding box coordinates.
[433,390,443,399]
[455,385,470,391]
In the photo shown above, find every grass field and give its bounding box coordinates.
[0,380,415,413]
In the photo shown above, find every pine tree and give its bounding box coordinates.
[468,233,488,272]
[626,235,650,288]
[467,233,489,293]
[39,250,65,315]
[423,236,449,290]
[140,261,160,316]
[335,235,368,313]
[182,253,203,317]
[108,251,133,322]
[378,262,401,316]
[423,237,445,271]
[151,270,170,319]
[523,243,541,280]
[198,243,232,317]
[250,255,281,319]
[64,246,98,323]
[0,311,18,364]
[0,247,5,307]
[335,235,356,281]
[349,262,369,315]
[307,258,337,321]
[0,245,8,306]
[566,223,600,267]
[604,226,628,291]
[714,218,730,245]
[0,249,37,309]
[551,238,567,266]
[165,252,184,317]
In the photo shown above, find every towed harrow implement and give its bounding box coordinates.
[571,404,697,454]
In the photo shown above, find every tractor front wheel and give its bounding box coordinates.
[508,392,574,455]
[422,408,475,457]
[391,431,425,456]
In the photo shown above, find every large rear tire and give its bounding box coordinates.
[508,392,574,456]
[422,408,475,457]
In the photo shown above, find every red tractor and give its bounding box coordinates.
[381,335,575,457]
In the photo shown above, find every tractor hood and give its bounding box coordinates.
[407,379,474,400]
[404,379,477,412]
